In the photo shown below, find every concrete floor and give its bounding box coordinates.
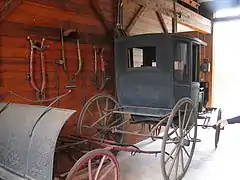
[116,120,240,180]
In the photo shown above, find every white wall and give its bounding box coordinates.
[213,9,240,119]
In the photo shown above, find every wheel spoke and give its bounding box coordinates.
[182,103,188,130]
[94,155,106,180]
[98,163,116,180]
[107,133,117,142]
[87,109,94,116]
[165,144,179,164]
[178,110,182,136]
[107,116,123,128]
[74,176,81,180]
[66,149,119,180]
[182,146,190,157]
[88,159,93,180]
[104,98,109,125]
[172,123,179,137]
[183,124,195,138]
[183,108,193,132]
[96,100,102,118]
[167,145,181,177]
[180,147,184,172]
[174,146,180,179]
[106,105,118,125]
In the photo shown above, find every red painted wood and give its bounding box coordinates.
[0,1,151,175]
[0,0,115,126]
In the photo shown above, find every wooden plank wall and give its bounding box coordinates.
[0,0,148,148]
[0,0,115,135]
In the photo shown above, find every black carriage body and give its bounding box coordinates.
[114,33,207,117]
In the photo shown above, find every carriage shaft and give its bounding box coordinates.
[112,110,165,118]
[112,129,164,139]
[197,124,215,129]
[76,135,165,155]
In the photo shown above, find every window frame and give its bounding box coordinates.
[173,41,190,83]
[191,43,201,82]
[127,46,157,69]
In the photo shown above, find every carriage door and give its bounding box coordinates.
[191,43,201,109]
[173,41,191,104]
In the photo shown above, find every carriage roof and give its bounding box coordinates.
[115,33,207,47]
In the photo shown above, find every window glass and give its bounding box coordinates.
[174,43,189,82]
[128,47,156,68]
[192,44,200,82]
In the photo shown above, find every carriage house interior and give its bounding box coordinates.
[1,0,240,180]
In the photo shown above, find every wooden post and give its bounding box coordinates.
[172,0,177,33]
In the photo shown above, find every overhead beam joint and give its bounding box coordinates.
[126,0,212,34]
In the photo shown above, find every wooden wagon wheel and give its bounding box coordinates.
[160,97,198,180]
[76,93,124,155]
[215,108,222,149]
[66,149,119,180]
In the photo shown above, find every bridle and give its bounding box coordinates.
[27,36,49,101]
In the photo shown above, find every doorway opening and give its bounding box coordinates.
[213,7,240,119]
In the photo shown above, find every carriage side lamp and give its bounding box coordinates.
[200,58,211,81]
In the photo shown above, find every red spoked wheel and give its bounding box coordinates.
[66,149,119,180]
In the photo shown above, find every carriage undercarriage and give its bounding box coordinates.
[54,93,222,180]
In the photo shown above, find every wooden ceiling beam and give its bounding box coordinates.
[155,11,168,33]
[125,5,146,33]
[126,0,212,34]
[180,0,200,10]
[89,0,112,33]
[0,0,23,25]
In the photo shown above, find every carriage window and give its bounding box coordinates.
[174,43,189,82]
[128,47,156,68]
[192,44,200,82]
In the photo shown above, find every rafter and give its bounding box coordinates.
[127,0,212,34]
[155,11,168,33]
[125,5,146,33]
[89,0,111,33]
[0,0,23,25]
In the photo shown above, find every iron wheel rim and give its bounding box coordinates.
[160,97,197,180]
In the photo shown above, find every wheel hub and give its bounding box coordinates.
[181,138,190,146]
[172,137,191,146]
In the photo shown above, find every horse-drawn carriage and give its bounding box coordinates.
[0,33,222,180]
